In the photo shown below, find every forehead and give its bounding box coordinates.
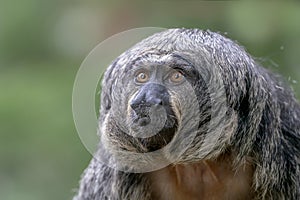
[123,52,193,72]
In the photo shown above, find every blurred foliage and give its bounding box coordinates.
[0,1,299,200]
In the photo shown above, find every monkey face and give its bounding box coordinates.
[99,34,233,166]
[103,53,208,154]
[127,66,183,151]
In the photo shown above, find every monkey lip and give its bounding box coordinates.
[127,109,178,151]
[132,112,151,126]
[137,117,151,126]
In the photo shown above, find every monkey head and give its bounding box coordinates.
[98,29,241,171]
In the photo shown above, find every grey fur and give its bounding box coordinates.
[73,29,300,200]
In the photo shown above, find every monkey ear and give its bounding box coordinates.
[101,88,111,112]
[99,59,120,120]
[100,74,112,116]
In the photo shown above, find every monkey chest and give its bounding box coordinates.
[148,161,253,200]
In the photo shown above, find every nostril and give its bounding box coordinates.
[130,103,137,110]
[130,98,162,111]
[130,101,139,111]
[156,99,163,106]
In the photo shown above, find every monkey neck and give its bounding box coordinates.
[148,153,254,200]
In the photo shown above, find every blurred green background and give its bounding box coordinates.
[0,1,299,200]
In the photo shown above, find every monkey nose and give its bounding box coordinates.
[130,97,162,112]
[148,97,163,106]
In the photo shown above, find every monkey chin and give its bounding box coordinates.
[126,111,178,153]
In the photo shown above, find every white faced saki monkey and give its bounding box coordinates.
[74,29,300,200]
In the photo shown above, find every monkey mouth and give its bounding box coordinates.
[130,106,176,132]
[121,125,177,153]
[138,126,177,152]
[123,110,178,152]
[132,113,151,126]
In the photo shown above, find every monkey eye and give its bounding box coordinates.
[169,71,184,84]
[135,70,150,83]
